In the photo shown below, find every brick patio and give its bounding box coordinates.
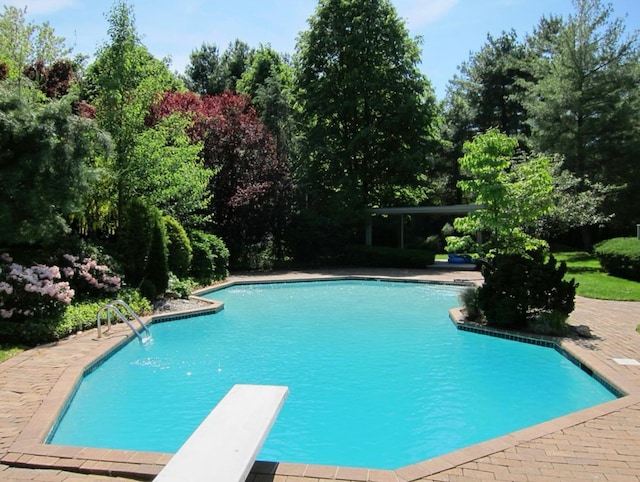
[1,268,639,481]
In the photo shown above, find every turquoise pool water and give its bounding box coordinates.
[49,280,617,469]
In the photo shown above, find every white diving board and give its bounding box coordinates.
[154,384,289,482]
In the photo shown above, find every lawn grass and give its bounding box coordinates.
[553,251,640,302]
[0,345,24,364]
[437,250,640,302]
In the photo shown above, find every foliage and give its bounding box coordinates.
[84,0,183,224]
[458,286,481,321]
[185,39,252,95]
[525,0,640,229]
[536,158,617,238]
[0,5,71,78]
[447,129,553,256]
[167,273,195,299]
[56,253,121,300]
[477,253,577,331]
[594,237,640,281]
[447,30,533,141]
[164,216,193,278]
[237,45,296,164]
[0,253,74,322]
[130,113,211,227]
[23,59,75,98]
[117,198,157,287]
[0,86,110,246]
[189,231,229,283]
[294,0,440,212]
[346,246,435,269]
[148,90,293,264]
[142,213,170,298]
[62,291,150,334]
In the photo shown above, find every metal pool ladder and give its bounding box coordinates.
[96,299,151,342]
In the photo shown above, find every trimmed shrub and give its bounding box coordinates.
[477,253,577,332]
[594,237,640,281]
[118,199,156,287]
[189,231,230,283]
[164,216,192,278]
[142,214,169,297]
[346,246,435,268]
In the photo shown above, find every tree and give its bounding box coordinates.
[184,40,252,95]
[535,158,618,239]
[184,42,221,95]
[0,86,109,245]
[23,59,75,98]
[147,91,294,264]
[446,129,553,256]
[237,45,296,164]
[525,0,640,229]
[446,31,533,143]
[129,114,212,228]
[0,6,71,78]
[294,0,440,212]
[84,0,183,222]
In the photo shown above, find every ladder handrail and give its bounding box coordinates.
[110,299,151,338]
[96,300,151,342]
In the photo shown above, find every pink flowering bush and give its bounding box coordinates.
[58,254,121,299]
[0,253,74,322]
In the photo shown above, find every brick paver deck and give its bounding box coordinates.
[1,268,639,481]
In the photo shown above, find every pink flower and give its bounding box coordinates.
[0,308,14,318]
[0,282,13,295]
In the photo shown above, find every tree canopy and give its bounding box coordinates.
[447,130,553,256]
[0,86,109,245]
[294,0,440,212]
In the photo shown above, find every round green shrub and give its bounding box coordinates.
[189,231,230,283]
[594,237,640,281]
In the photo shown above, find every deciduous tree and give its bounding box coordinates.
[0,6,71,78]
[446,129,553,256]
[84,0,183,222]
[294,0,440,212]
[147,91,294,264]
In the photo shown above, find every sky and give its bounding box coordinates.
[4,0,640,100]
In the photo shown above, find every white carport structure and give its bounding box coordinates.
[366,204,484,249]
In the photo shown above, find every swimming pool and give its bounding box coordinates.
[49,280,617,469]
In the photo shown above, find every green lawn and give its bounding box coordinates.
[0,345,24,364]
[553,251,640,302]
[437,250,640,302]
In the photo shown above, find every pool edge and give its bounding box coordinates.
[3,273,640,481]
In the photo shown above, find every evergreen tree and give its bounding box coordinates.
[526,0,640,229]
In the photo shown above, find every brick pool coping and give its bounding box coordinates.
[1,268,640,481]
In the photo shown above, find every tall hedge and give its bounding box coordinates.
[118,199,156,286]
[142,214,169,298]
[164,215,192,278]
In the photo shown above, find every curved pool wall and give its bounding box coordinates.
[47,278,619,470]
